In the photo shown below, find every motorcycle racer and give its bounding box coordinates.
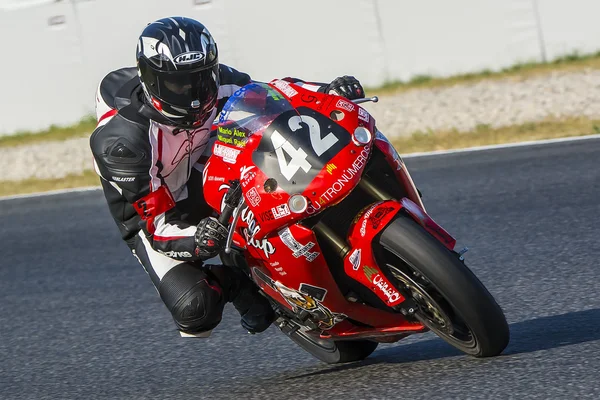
[90,16,365,337]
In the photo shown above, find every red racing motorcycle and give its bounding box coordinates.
[204,80,509,363]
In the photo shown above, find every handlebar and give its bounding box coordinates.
[217,180,245,255]
[352,96,379,104]
[218,180,242,226]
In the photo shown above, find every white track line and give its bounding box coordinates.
[402,134,600,158]
[2,133,600,201]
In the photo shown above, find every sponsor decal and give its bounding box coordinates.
[358,107,370,123]
[274,267,287,276]
[271,79,298,98]
[158,250,193,258]
[278,227,320,262]
[258,209,275,222]
[368,207,396,230]
[241,206,274,258]
[325,163,337,175]
[272,204,291,219]
[349,249,362,271]
[306,201,322,215]
[208,176,225,182]
[363,265,402,304]
[373,274,402,304]
[112,176,135,182]
[240,165,257,188]
[246,187,261,207]
[218,126,248,147]
[213,143,241,164]
[336,99,356,112]
[174,51,204,65]
[253,267,345,329]
[363,265,379,281]
[244,228,275,259]
[241,206,260,238]
[360,204,378,237]
[270,261,280,267]
[319,146,370,204]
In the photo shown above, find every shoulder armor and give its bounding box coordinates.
[99,67,139,110]
[90,114,152,178]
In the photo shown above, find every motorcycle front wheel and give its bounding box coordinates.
[379,213,509,357]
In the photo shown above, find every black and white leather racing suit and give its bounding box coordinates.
[90,64,276,335]
[89,66,356,335]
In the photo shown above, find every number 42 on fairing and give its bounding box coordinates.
[271,114,339,181]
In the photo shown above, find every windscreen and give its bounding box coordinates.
[216,82,294,147]
[217,81,352,194]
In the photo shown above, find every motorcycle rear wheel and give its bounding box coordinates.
[379,213,509,357]
[284,321,378,364]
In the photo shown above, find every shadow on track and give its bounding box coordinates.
[286,308,600,380]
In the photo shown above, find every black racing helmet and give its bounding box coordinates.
[136,17,220,128]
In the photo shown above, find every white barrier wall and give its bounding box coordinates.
[1,0,599,135]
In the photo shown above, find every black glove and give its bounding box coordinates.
[195,217,228,259]
[324,75,365,100]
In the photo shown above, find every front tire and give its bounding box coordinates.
[379,213,509,357]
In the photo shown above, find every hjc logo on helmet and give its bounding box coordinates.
[174,51,205,65]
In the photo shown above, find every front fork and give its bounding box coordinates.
[315,198,457,313]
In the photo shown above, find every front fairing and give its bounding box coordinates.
[206,82,376,239]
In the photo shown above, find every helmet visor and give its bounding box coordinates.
[142,63,219,110]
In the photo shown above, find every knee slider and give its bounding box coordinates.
[158,263,225,334]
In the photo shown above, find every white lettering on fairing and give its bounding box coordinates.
[359,204,378,237]
[373,274,401,303]
[244,228,275,259]
[214,143,241,164]
[319,146,370,203]
[241,207,260,238]
[241,207,275,258]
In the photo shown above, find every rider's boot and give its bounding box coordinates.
[206,264,275,333]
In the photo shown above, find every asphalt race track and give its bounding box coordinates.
[2,138,600,399]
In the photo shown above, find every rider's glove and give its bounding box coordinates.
[194,217,228,259]
[324,75,365,100]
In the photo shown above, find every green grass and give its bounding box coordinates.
[2,116,599,197]
[2,51,600,196]
[368,51,600,95]
[0,170,100,197]
[390,116,600,153]
[1,50,600,149]
[0,115,96,148]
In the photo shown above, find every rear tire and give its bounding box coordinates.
[379,213,509,357]
[285,322,378,364]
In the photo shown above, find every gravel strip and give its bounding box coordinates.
[363,69,600,135]
[2,69,600,181]
[0,138,93,182]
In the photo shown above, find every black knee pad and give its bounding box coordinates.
[158,263,226,334]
